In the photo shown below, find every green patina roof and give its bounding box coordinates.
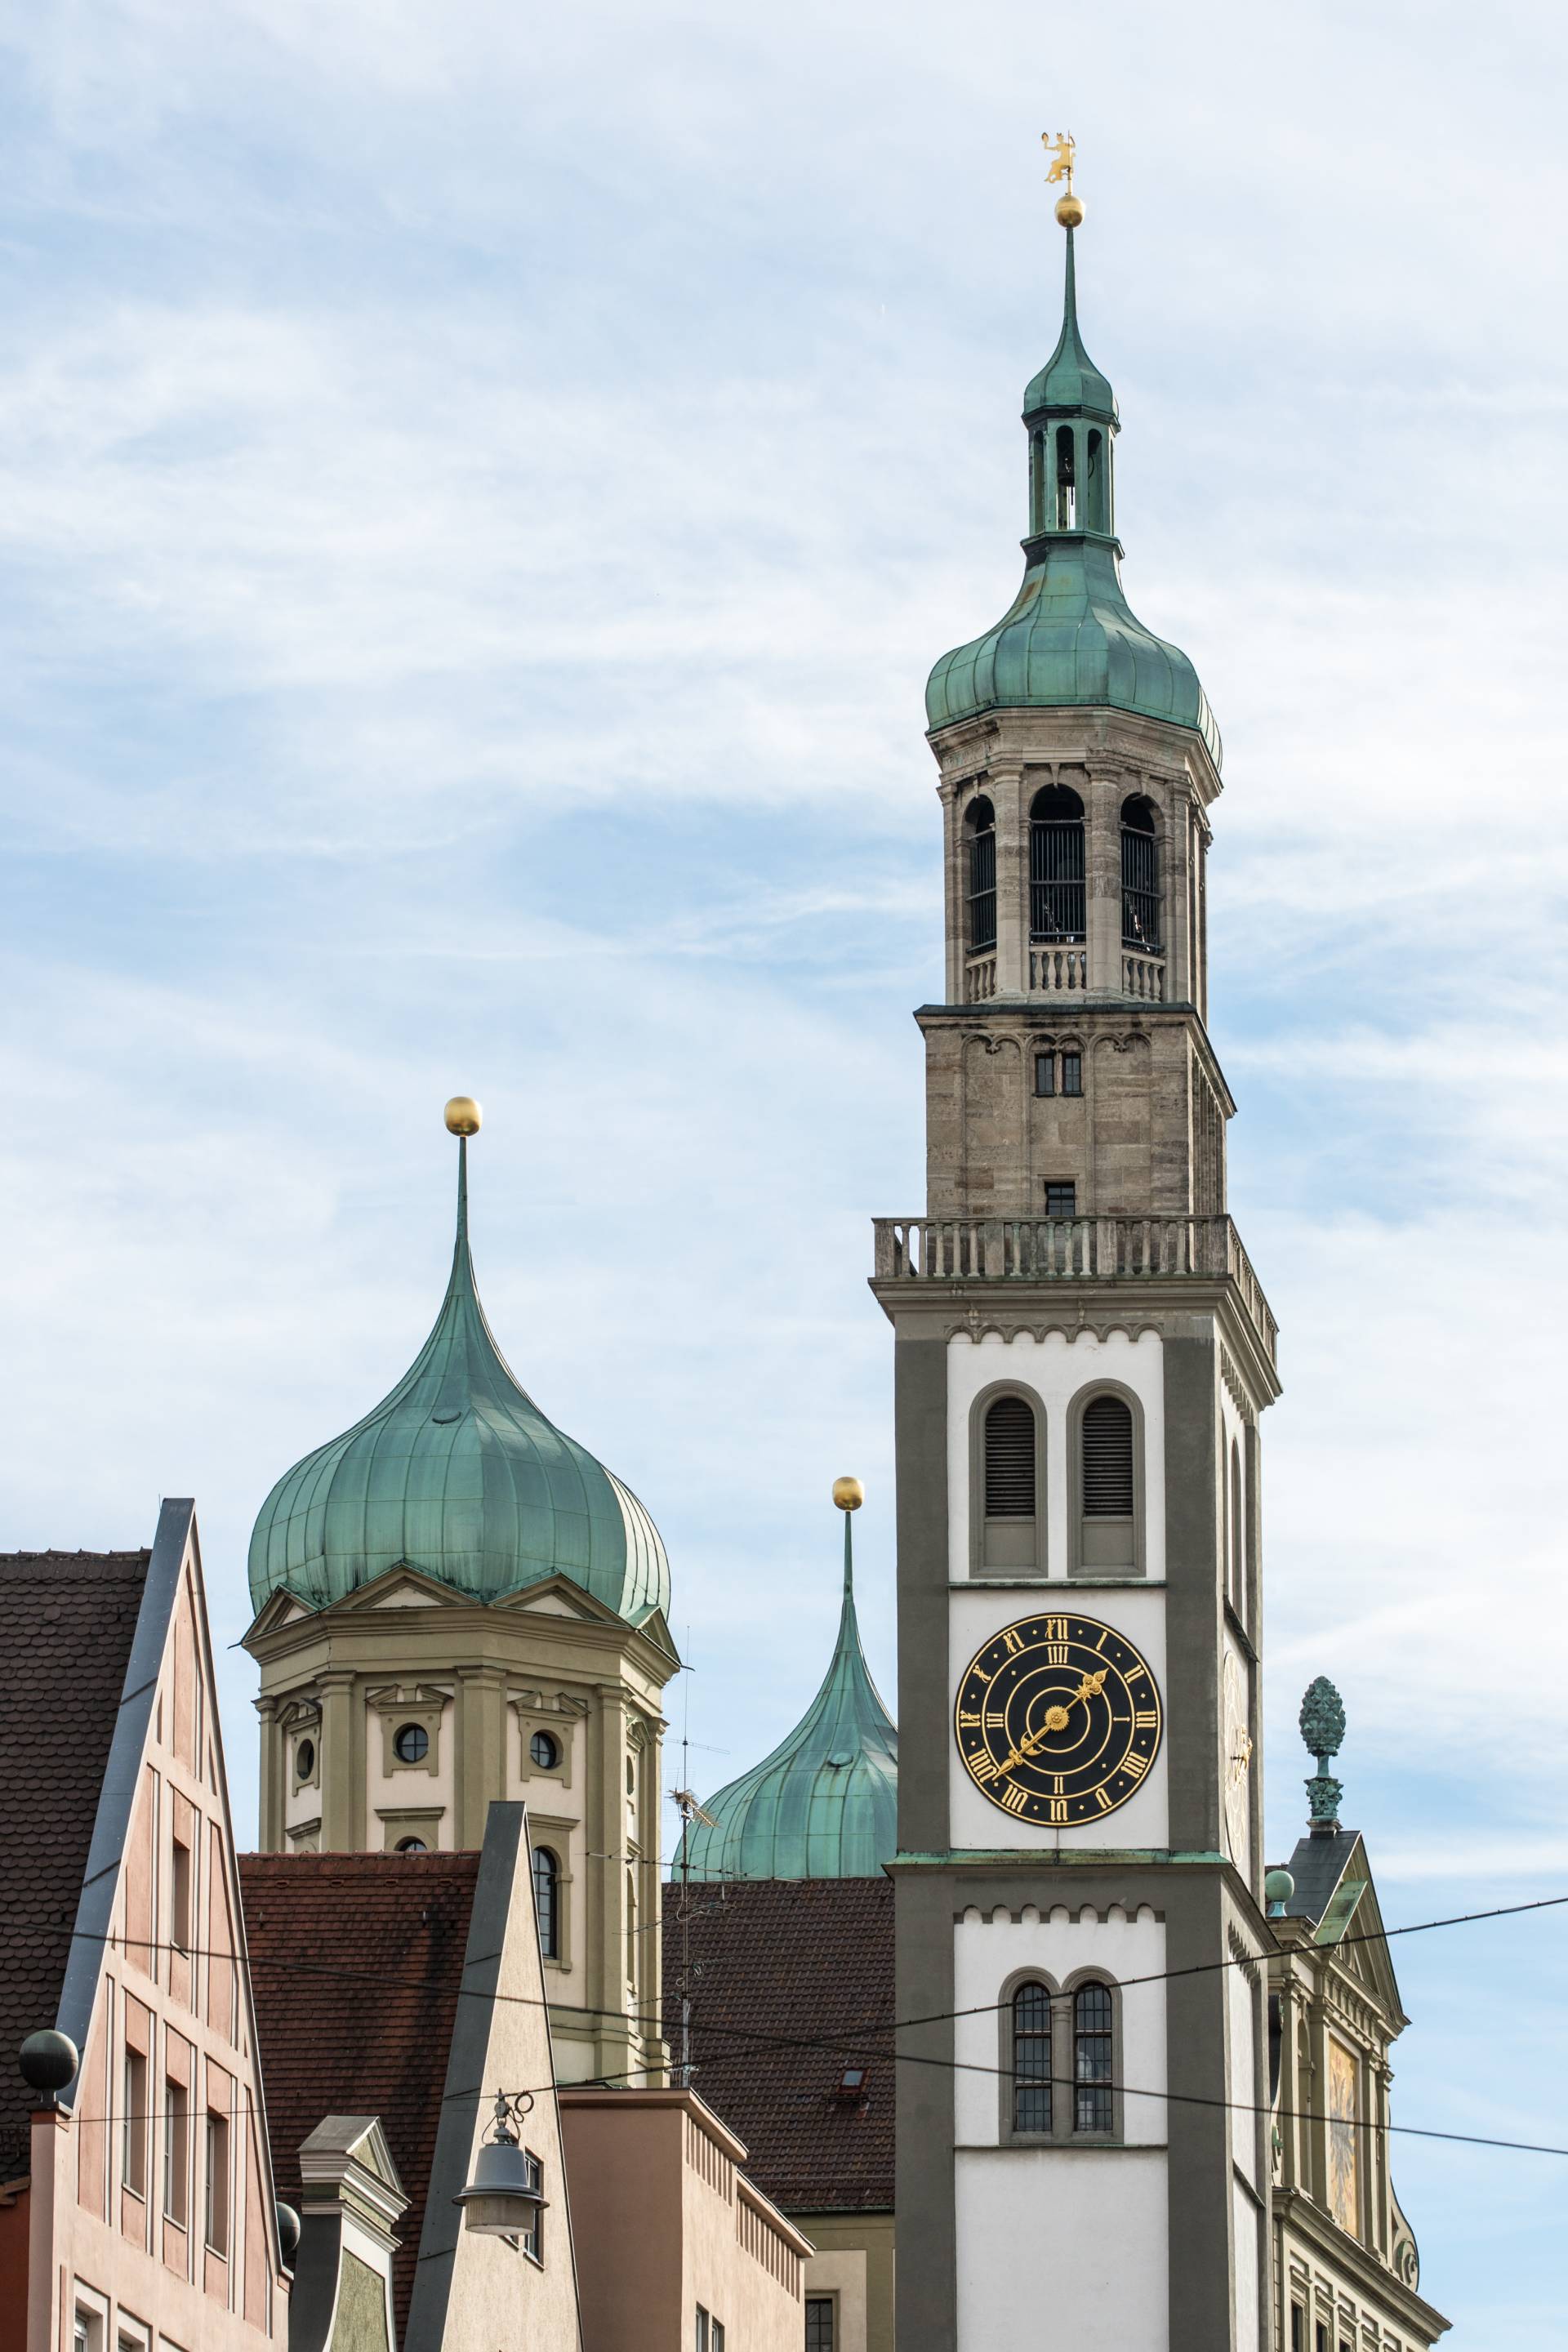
[675,1514,897,1882]
[926,229,1222,771]
[1022,230,1116,421]
[247,1138,670,1626]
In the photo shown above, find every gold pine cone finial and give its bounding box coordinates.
[832,1476,865,1512]
[444,1095,483,1138]
[1042,129,1083,228]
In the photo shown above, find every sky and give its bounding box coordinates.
[2,0,1566,2337]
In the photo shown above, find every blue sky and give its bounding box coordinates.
[2,0,1566,2337]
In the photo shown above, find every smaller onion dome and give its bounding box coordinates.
[675,1493,897,1882]
[247,1121,670,1627]
[926,225,1222,769]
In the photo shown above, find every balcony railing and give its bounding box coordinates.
[871,1213,1277,1366]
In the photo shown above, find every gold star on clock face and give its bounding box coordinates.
[954,1611,1163,1825]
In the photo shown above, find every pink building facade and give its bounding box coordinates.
[0,1504,293,2352]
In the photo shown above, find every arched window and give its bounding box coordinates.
[1054,425,1076,529]
[980,1393,1039,1571]
[1120,795,1160,950]
[1085,429,1107,532]
[1073,1981,1114,2133]
[1229,1439,1245,1615]
[1079,1392,1135,1572]
[1011,1982,1053,2134]
[965,797,996,953]
[1029,785,1085,942]
[532,1845,559,1960]
[394,1837,427,1854]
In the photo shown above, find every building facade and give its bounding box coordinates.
[0,1504,294,2352]
[243,1116,678,2086]
[878,211,1280,2352]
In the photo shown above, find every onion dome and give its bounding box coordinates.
[926,227,1221,770]
[675,1488,897,1882]
[247,1111,670,1626]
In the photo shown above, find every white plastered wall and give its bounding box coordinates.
[956,2147,1168,2352]
[953,1904,1167,2147]
[947,1584,1167,1848]
[946,1329,1166,1583]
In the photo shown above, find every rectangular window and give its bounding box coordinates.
[204,2110,229,2254]
[712,2325,725,2352]
[1044,1182,1076,1218]
[1061,1052,1082,1097]
[170,1837,193,1955]
[519,2150,543,2264]
[163,2079,188,2223]
[1290,2310,1305,2352]
[695,2308,710,2352]
[1315,2326,1328,2352]
[1034,1052,1055,1097]
[805,2298,836,2352]
[122,2046,148,2194]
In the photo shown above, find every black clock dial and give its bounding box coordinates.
[954,1611,1163,1824]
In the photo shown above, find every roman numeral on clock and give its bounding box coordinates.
[1134,1709,1158,1730]
[1122,1751,1148,1782]
[1042,1616,1068,1642]
[1001,1628,1024,1655]
[1045,1643,1068,1665]
[956,1711,982,1727]
[1047,1797,1067,1824]
[1000,1784,1029,1815]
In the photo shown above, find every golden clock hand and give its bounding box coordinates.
[995,1671,1111,1775]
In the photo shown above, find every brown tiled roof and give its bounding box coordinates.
[661,1876,894,2215]
[0,1550,151,2182]
[239,1851,480,2345]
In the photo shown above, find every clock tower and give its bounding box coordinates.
[876,180,1280,2352]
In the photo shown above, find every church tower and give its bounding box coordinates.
[877,169,1280,2352]
[243,1101,679,2087]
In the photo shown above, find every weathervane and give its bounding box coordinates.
[1042,130,1084,229]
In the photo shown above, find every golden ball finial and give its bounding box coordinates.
[832,1476,864,1512]
[1054,189,1085,230]
[443,1095,482,1138]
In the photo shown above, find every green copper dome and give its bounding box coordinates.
[675,1512,896,1882]
[927,229,1221,770]
[247,1138,670,1625]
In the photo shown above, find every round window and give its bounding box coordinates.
[395,1837,428,1854]
[393,1723,430,1765]
[529,1731,559,1771]
[296,1737,316,1780]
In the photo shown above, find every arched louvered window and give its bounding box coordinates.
[965,797,996,953]
[1029,785,1085,942]
[1073,1980,1115,2134]
[532,1845,559,1959]
[1011,1981,1053,2134]
[980,1394,1040,1571]
[1120,795,1160,951]
[1079,1392,1136,1572]
[1229,1439,1245,1615]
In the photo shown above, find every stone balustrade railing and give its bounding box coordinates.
[871,1213,1277,1366]
[1123,952,1165,1000]
[1029,946,1088,992]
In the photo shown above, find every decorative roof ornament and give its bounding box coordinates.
[675,1480,898,1882]
[1043,130,1083,229]
[247,1102,671,1628]
[1300,1674,1347,1833]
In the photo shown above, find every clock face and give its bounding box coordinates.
[954,1610,1163,1825]
[1222,1649,1253,1868]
